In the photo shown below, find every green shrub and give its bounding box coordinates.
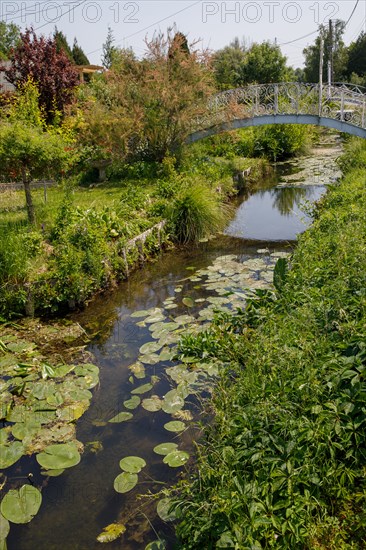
[168,183,230,244]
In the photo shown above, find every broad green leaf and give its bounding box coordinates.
[164,421,186,433]
[161,390,184,414]
[123,396,141,410]
[141,396,162,412]
[11,421,40,442]
[108,412,133,423]
[182,297,194,308]
[1,485,42,524]
[130,310,151,318]
[97,523,126,543]
[144,314,165,324]
[40,469,65,477]
[114,472,138,494]
[36,443,80,470]
[131,383,153,395]
[157,498,177,522]
[119,456,146,473]
[145,541,166,550]
[0,514,10,540]
[139,342,162,355]
[0,442,24,469]
[163,450,189,468]
[73,364,99,389]
[139,354,160,365]
[129,362,146,379]
[153,442,178,456]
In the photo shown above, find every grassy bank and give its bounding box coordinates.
[0,154,269,317]
[172,138,366,549]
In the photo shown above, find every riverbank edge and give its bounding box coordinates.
[172,140,366,548]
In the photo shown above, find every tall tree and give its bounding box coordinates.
[213,40,290,89]
[83,31,214,163]
[0,80,71,224]
[5,28,79,123]
[303,22,347,83]
[346,31,366,80]
[54,27,73,62]
[213,44,247,90]
[0,21,20,60]
[240,42,289,84]
[72,38,89,65]
[101,26,116,69]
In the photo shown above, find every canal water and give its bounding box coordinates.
[7,142,341,550]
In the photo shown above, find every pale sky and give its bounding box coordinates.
[1,1,366,68]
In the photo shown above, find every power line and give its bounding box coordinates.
[4,0,51,22]
[34,0,86,31]
[345,0,360,28]
[279,0,361,48]
[87,0,203,56]
[278,30,318,47]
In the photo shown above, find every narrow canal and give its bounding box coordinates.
[7,139,341,550]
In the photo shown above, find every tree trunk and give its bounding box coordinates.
[22,167,35,224]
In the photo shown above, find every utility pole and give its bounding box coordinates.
[319,35,324,116]
[328,19,333,85]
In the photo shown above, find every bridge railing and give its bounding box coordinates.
[195,82,366,133]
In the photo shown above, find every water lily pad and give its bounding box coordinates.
[130,310,150,318]
[56,401,88,422]
[11,421,40,442]
[131,383,153,395]
[0,442,24,469]
[40,468,65,477]
[153,442,178,456]
[162,390,184,414]
[123,396,141,410]
[73,364,99,389]
[145,541,166,550]
[108,412,133,423]
[114,472,138,494]
[129,362,146,379]
[148,321,167,333]
[97,523,126,543]
[164,304,178,310]
[163,450,189,468]
[158,349,173,362]
[144,314,165,324]
[0,514,10,540]
[164,421,186,433]
[182,297,194,308]
[157,498,177,522]
[139,342,162,355]
[139,354,160,365]
[36,442,80,470]
[119,456,146,473]
[174,315,195,326]
[0,428,10,445]
[1,485,42,524]
[141,396,162,412]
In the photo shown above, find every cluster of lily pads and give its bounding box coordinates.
[0,329,99,548]
[99,250,289,547]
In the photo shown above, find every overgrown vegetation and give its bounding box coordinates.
[171,138,366,548]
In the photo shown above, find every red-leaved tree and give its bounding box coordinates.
[5,28,79,123]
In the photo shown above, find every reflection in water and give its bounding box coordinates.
[272,186,307,216]
[225,185,325,241]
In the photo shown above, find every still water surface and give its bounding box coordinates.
[8,146,340,550]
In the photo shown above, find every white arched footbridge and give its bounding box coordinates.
[188,83,366,142]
